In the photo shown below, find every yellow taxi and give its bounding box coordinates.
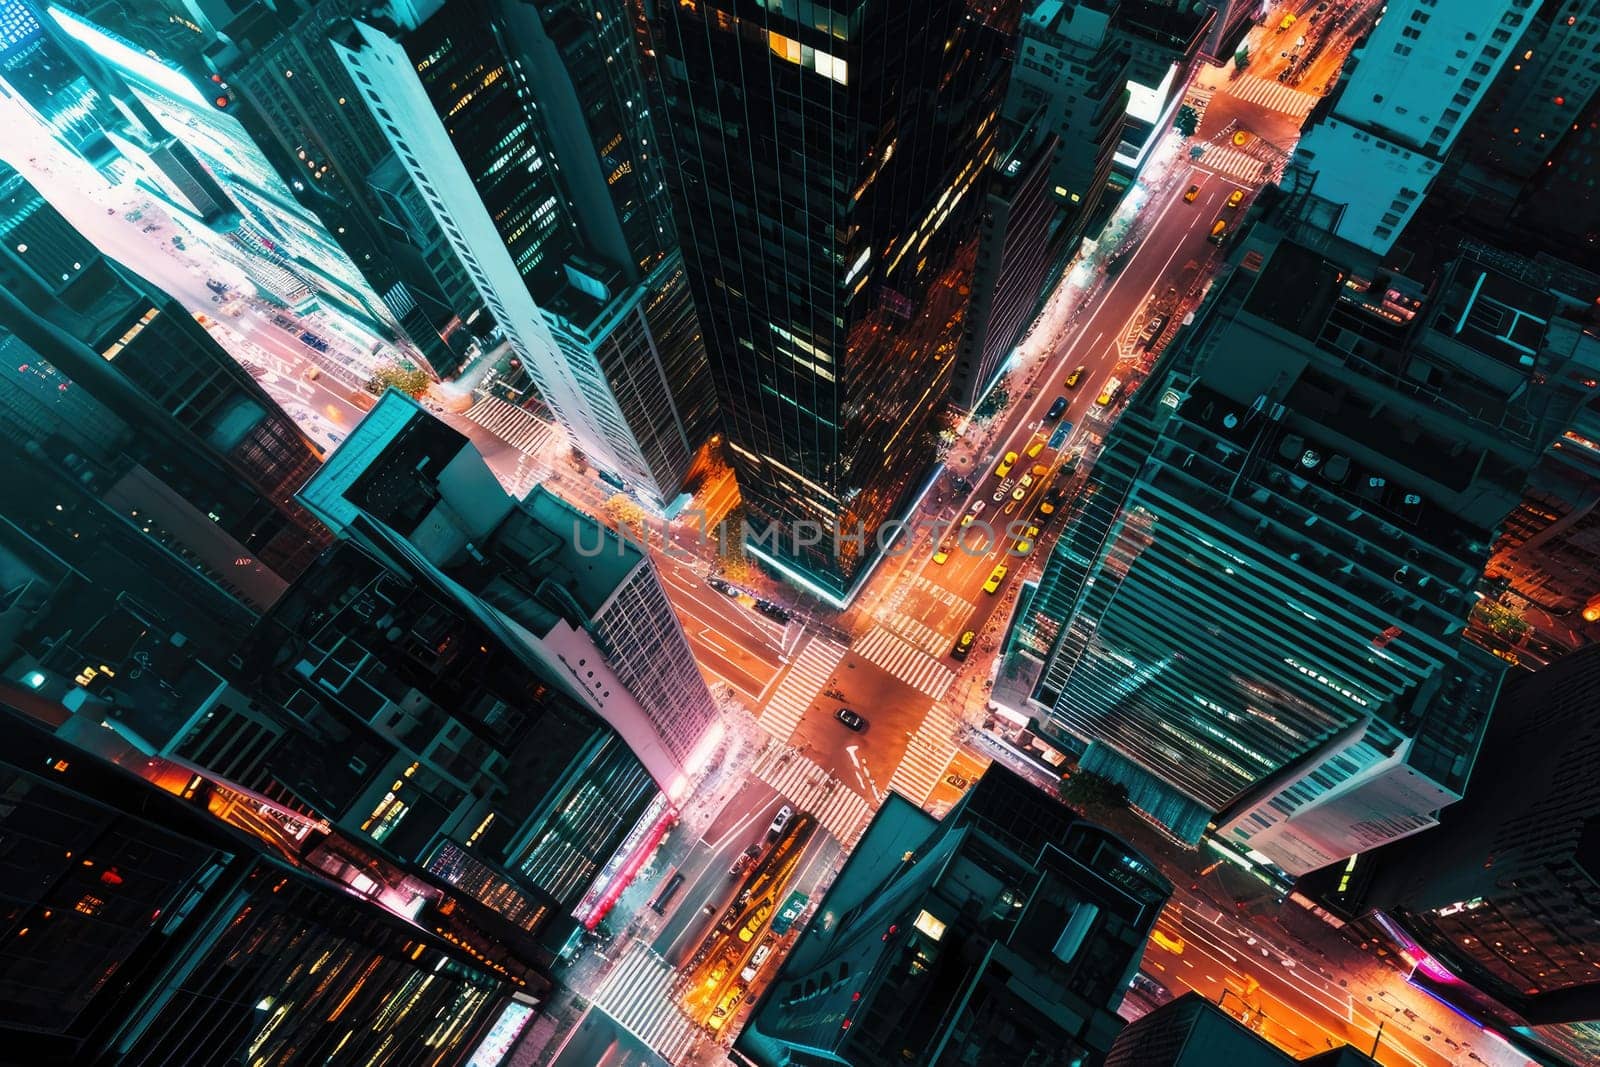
[1025,437,1046,458]
[1225,188,1244,209]
[1151,928,1186,955]
[1183,184,1200,203]
[983,564,1008,594]
[951,629,976,661]
[995,451,1018,478]
[932,545,951,565]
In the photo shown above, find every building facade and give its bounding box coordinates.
[203,0,485,377]
[1004,0,1132,243]
[48,5,406,347]
[953,122,1071,409]
[0,161,328,599]
[1294,0,1535,254]
[298,391,720,795]
[736,765,1171,1066]
[331,0,719,510]
[646,0,1018,601]
[1002,220,1600,876]
[0,696,525,1067]
[1358,645,1600,1028]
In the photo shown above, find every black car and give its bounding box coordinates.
[1129,972,1173,1006]
[707,577,733,594]
[1045,395,1068,421]
[1139,315,1168,349]
[756,600,792,623]
[835,707,866,731]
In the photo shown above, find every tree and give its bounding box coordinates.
[1058,770,1129,812]
[365,362,431,398]
[718,555,757,585]
[602,493,647,540]
[1233,46,1250,73]
[973,384,1011,422]
[1173,105,1200,139]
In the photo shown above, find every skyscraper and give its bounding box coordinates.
[952,121,1070,409]
[1355,644,1600,1029]
[1004,220,1600,876]
[46,4,406,350]
[1294,0,1535,254]
[736,764,1171,1066]
[0,696,532,1067]
[330,0,719,510]
[298,391,720,796]
[0,161,328,601]
[202,0,485,377]
[646,0,1018,602]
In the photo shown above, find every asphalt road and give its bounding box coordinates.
[549,1008,663,1067]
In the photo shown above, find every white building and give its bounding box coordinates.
[1295,0,1536,253]
[299,392,721,800]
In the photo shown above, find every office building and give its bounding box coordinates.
[736,764,1171,1066]
[299,391,719,795]
[1420,1,1600,262]
[1106,993,1379,1067]
[1294,0,1535,254]
[1003,0,1132,244]
[646,0,1018,602]
[1354,645,1600,1028]
[202,0,482,377]
[0,696,530,1067]
[0,161,328,602]
[1450,0,1600,192]
[331,0,719,510]
[0,0,122,164]
[1002,222,1600,876]
[46,5,404,348]
[953,123,1071,410]
[1107,1,1212,179]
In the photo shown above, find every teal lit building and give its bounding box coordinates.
[1005,221,1600,876]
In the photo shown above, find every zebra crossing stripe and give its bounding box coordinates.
[757,638,846,742]
[884,610,948,656]
[1196,144,1274,183]
[855,627,955,700]
[464,395,554,455]
[1230,74,1319,117]
[592,940,696,1060]
[749,745,874,848]
[887,707,962,805]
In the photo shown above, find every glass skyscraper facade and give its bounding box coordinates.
[331,0,718,509]
[1008,221,1600,875]
[647,0,1018,601]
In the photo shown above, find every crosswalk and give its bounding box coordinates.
[881,609,948,657]
[463,394,555,455]
[749,743,875,849]
[590,939,697,1062]
[1228,74,1320,118]
[910,573,975,613]
[855,626,956,701]
[1194,143,1276,184]
[757,637,848,742]
[888,706,963,806]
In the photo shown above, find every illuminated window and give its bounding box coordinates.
[913,909,946,941]
[768,32,801,64]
